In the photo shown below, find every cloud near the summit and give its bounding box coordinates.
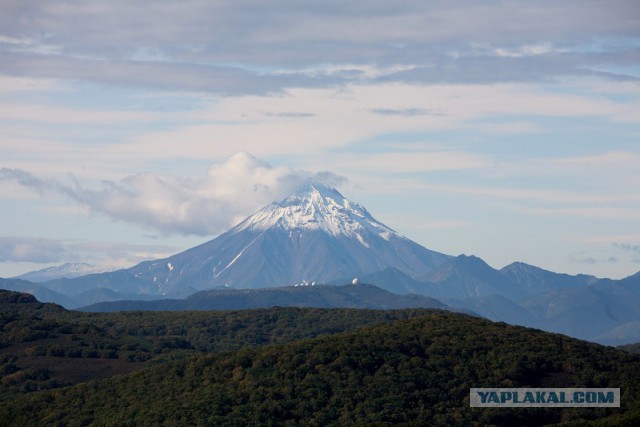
[0,152,347,236]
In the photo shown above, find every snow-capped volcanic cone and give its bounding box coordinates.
[129,181,451,294]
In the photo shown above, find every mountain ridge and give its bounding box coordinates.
[3,180,640,344]
[40,181,451,296]
[14,263,116,282]
[79,282,451,312]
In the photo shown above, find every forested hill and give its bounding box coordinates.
[0,289,441,403]
[618,342,640,354]
[2,295,640,425]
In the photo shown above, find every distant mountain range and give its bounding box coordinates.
[80,283,450,312]
[0,277,78,308]
[9,182,449,299]
[2,180,639,345]
[14,263,116,282]
[342,256,640,344]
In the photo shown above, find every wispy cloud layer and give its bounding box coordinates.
[613,243,640,264]
[0,236,178,268]
[1,1,638,94]
[1,152,345,236]
[0,237,65,263]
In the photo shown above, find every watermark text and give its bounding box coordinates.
[470,388,620,407]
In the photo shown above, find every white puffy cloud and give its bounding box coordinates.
[0,152,345,236]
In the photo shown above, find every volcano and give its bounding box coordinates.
[127,181,452,294]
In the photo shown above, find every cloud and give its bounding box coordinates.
[0,101,162,125]
[575,256,597,265]
[569,252,620,266]
[0,52,325,96]
[64,241,180,268]
[0,75,61,93]
[3,81,638,181]
[0,152,346,236]
[556,151,640,167]
[0,237,65,263]
[0,236,179,267]
[335,151,491,173]
[409,219,474,230]
[0,167,74,197]
[264,112,316,118]
[478,43,556,58]
[111,81,638,169]
[0,1,638,94]
[407,180,640,206]
[614,243,640,254]
[312,171,348,188]
[569,249,621,265]
[370,108,444,117]
[518,207,639,220]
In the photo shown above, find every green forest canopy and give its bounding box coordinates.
[1,290,640,426]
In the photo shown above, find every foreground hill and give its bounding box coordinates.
[2,296,639,425]
[619,342,640,354]
[0,278,76,308]
[0,290,439,402]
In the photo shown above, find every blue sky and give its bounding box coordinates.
[1,0,639,279]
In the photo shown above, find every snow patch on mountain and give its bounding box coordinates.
[234,181,401,240]
[110,179,452,294]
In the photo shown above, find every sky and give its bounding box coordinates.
[1,0,639,279]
